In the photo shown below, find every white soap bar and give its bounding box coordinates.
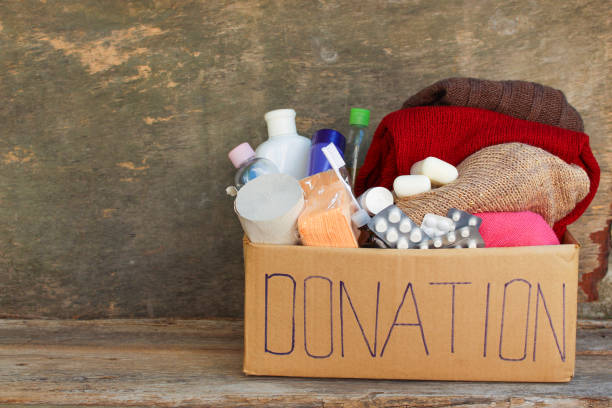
[393,175,431,198]
[410,157,458,186]
[358,187,394,215]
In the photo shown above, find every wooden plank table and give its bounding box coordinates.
[0,319,609,407]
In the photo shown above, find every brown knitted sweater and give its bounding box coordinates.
[401,77,584,132]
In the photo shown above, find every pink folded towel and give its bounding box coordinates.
[474,211,560,247]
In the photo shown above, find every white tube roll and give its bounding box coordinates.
[410,157,458,186]
[393,175,431,198]
[234,173,304,244]
[358,187,394,215]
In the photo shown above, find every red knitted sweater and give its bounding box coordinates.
[355,107,600,238]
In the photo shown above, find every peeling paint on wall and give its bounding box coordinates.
[36,25,166,74]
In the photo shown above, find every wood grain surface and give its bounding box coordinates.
[0,0,610,318]
[0,318,609,407]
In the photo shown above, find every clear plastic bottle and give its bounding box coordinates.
[228,142,279,190]
[345,108,371,189]
[255,109,311,180]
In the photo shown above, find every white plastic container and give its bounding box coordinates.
[256,109,311,180]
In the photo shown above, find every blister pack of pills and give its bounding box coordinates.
[447,208,482,229]
[445,226,485,248]
[421,213,456,237]
[367,205,430,249]
[420,210,485,249]
[422,226,485,249]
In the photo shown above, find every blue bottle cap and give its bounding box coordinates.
[312,129,346,153]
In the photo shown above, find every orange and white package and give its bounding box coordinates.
[298,170,360,248]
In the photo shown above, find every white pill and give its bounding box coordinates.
[419,242,430,249]
[423,213,454,229]
[433,238,443,248]
[397,237,409,249]
[410,229,422,243]
[423,217,437,228]
[460,228,470,238]
[422,226,435,237]
[399,219,412,233]
[468,240,477,248]
[447,232,456,242]
[393,175,431,198]
[437,220,452,232]
[375,219,388,233]
[386,229,399,243]
[358,187,394,215]
[468,217,478,226]
[388,209,402,223]
[451,211,461,222]
[421,214,456,237]
[410,157,458,186]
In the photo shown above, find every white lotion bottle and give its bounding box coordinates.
[256,109,311,180]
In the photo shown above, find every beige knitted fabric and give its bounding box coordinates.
[396,143,590,226]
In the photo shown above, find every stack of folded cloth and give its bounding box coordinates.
[355,78,600,245]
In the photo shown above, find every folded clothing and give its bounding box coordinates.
[401,77,584,132]
[298,170,359,248]
[475,212,560,247]
[395,143,589,229]
[355,106,600,238]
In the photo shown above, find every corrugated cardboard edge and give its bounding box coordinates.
[243,236,256,376]
[564,230,579,383]
[242,233,580,381]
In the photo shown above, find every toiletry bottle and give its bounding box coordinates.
[345,108,371,189]
[256,109,311,180]
[229,142,279,190]
[308,129,346,176]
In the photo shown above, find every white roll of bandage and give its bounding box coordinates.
[358,187,394,215]
[234,173,304,245]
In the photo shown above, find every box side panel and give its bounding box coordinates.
[243,243,579,382]
[243,240,262,375]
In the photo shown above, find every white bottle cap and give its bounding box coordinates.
[264,109,298,138]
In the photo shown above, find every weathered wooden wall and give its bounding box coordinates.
[0,0,609,319]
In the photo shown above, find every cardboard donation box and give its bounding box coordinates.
[243,233,579,382]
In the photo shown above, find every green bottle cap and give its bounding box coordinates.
[349,108,370,126]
